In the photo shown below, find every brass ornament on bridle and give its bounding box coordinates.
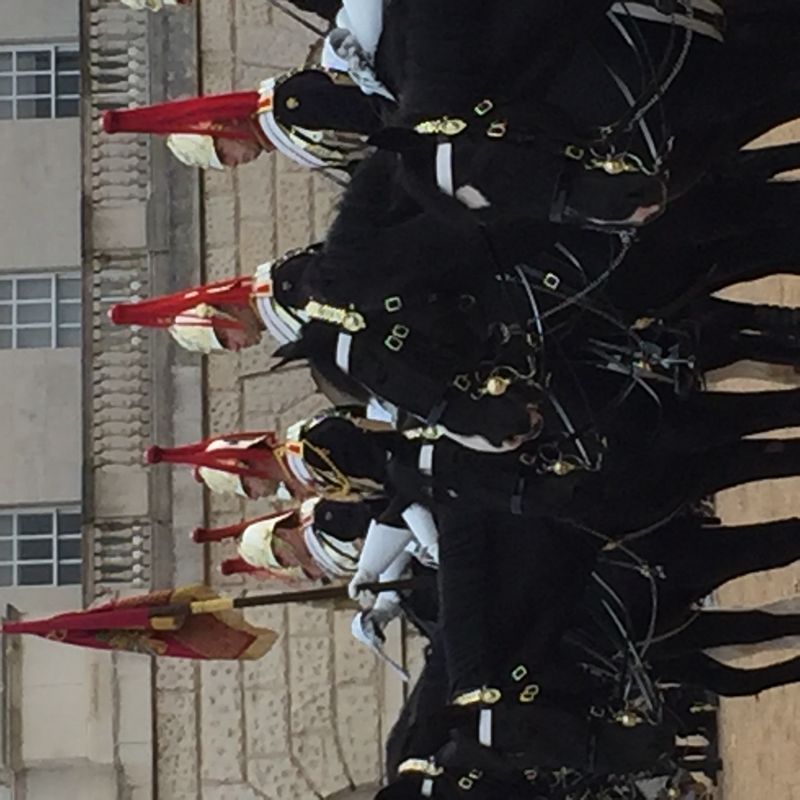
[303,299,366,332]
[414,116,468,136]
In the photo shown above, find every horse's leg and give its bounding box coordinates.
[663,389,800,451]
[623,227,800,318]
[684,297,800,372]
[695,331,800,374]
[653,182,800,245]
[689,296,800,333]
[656,652,800,697]
[698,228,800,294]
[654,609,800,658]
[728,142,800,182]
[653,518,800,610]
[684,438,800,499]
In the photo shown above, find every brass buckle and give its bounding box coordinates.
[486,120,508,139]
[511,664,528,682]
[453,374,471,392]
[474,98,494,116]
[564,144,585,161]
[391,323,410,339]
[458,771,484,791]
[384,335,404,352]
[518,683,540,704]
[543,272,561,291]
[384,295,402,312]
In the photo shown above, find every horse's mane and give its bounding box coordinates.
[318,152,479,305]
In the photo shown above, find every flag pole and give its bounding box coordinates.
[150,577,424,621]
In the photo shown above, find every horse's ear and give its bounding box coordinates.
[369,127,428,153]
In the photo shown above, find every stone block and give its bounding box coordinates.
[199,51,236,94]
[204,193,237,250]
[237,353,275,393]
[242,601,288,643]
[245,687,290,757]
[94,469,149,517]
[207,355,241,393]
[333,610,379,685]
[275,168,315,252]
[291,732,351,796]
[202,784,271,800]
[235,63,277,96]
[311,175,342,238]
[288,602,331,637]
[241,647,287,692]
[239,217,277,274]
[203,163,236,199]
[116,655,153,745]
[156,690,199,800]
[204,244,239,282]
[256,17,319,71]
[249,756,315,799]
[275,392,329,434]
[118,741,152,791]
[334,683,383,785]
[242,369,319,420]
[93,205,148,250]
[289,635,333,732]
[236,158,275,221]
[208,389,243,434]
[200,661,245,783]
[156,659,197,693]
[199,0,234,56]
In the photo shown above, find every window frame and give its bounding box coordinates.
[0,43,80,120]
[0,507,82,588]
[0,271,81,350]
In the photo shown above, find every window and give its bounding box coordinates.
[0,273,81,349]
[0,45,79,120]
[0,508,81,587]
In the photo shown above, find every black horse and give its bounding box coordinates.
[373,0,800,229]
[296,409,800,536]
[379,511,800,797]
[377,2,797,231]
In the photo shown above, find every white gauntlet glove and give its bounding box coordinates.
[351,606,409,681]
[348,568,378,609]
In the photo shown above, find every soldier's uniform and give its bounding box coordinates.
[102,68,391,171]
[109,247,319,352]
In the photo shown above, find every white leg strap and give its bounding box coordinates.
[435,142,454,196]
[478,708,493,746]
[335,332,353,374]
[418,443,434,476]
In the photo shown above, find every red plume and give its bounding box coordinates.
[101,92,260,140]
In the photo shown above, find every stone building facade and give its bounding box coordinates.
[79,1,419,799]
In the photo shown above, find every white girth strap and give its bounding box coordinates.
[610,1,724,42]
[421,778,434,797]
[418,443,434,476]
[435,142,454,196]
[336,332,353,374]
[478,708,493,746]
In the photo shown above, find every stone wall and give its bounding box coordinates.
[152,3,417,798]
[81,1,202,797]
